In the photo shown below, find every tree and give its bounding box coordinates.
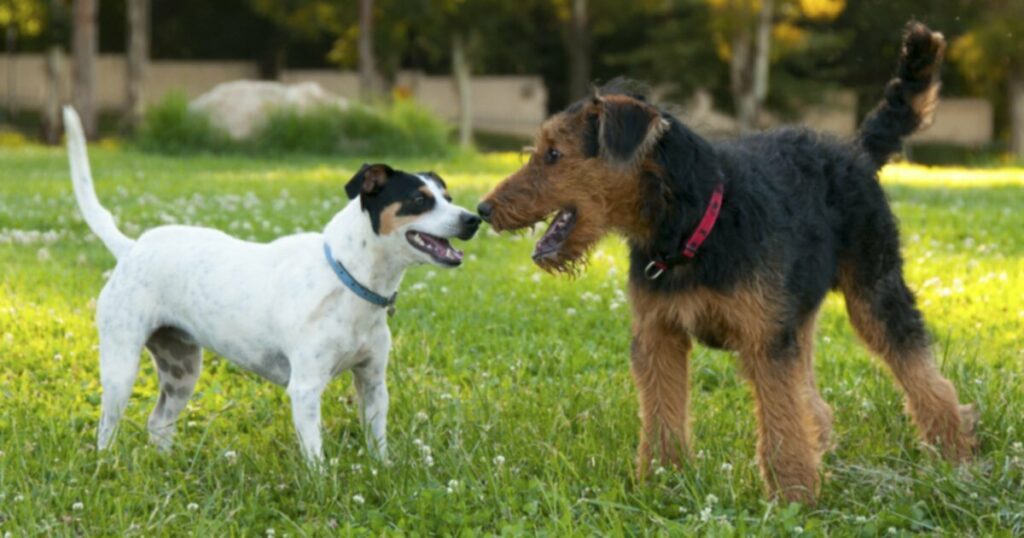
[43,0,68,144]
[708,0,845,131]
[123,0,149,131]
[566,0,590,101]
[357,0,382,100]
[71,0,97,139]
[950,0,1024,158]
[0,0,45,120]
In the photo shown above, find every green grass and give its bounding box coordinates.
[1,146,1022,536]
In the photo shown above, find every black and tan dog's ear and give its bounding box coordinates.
[345,163,394,199]
[593,96,670,166]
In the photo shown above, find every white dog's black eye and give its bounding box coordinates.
[545,148,562,165]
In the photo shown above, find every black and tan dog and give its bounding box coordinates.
[477,22,976,503]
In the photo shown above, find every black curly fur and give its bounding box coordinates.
[859,21,945,169]
[615,22,944,355]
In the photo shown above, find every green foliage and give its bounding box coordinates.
[1,147,1023,534]
[134,92,233,155]
[135,93,453,158]
[248,100,452,157]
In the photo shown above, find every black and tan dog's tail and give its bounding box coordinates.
[858,21,945,170]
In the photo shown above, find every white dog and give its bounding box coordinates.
[63,107,480,462]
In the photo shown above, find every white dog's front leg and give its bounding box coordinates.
[354,357,389,461]
[287,377,328,464]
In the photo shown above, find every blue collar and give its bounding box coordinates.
[323,243,397,313]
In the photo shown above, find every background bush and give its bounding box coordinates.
[134,93,453,157]
[134,92,232,155]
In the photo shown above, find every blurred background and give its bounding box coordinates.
[0,0,1020,163]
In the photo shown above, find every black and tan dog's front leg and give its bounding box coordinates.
[630,311,692,478]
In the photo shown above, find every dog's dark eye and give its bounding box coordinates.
[412,193,427,205]
[545,148,562,165]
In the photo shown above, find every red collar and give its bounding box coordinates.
[644,182,725,280]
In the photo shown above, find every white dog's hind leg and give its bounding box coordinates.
[96,324,148,451]
[145,327,202,451]
[354,356,390,462]
[287,374,329,464]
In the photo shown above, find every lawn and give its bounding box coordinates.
[1,145,1022,536]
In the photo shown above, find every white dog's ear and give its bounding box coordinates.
[345,163,394,199]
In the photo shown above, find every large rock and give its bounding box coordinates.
[189,80,349,139]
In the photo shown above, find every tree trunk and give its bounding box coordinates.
[124,0,149,131]
[5,26,16,121]
[72,0,98,139]
[731,0,773,134]
[1010,67,1024,159]
[358,0,381,101]
[452,34,473,148]
[730,29,754,133]
[44,46,63,144]
[752,0,773,114]
[567,0,590,101]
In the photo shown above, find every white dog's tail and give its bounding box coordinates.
[63,106,134,259]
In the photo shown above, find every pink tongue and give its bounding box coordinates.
[421,234,462,261]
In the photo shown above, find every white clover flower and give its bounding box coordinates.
[855,515,867,524]
[705,494,718,505]
[415,411,429,422]
[187,502,199,511]
[700,506,713,522]
[329,457,339,467]
[887,527,897,535]
[37,247,51,262]
[566,307,577,316]
[654,466,666,476]
[72,501,84,511]
[793,526,804,534]
[720,462,733,472]
[265,528,275,537]
[493,455,506,466]
[1012,441,1022,453]
[352,494,365,505]
[424,455,435,467]
[223,450,238,462]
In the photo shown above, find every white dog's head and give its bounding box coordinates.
[345,164,480,266]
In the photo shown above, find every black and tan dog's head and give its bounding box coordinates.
[346,163,480,267]
[477,82,715,274]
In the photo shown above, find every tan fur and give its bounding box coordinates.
[482,105,653,274]
[911,83,941,129]
[378,202,422,236]
[630,302,692,477]
[839,268,977,461]
[798,316,835,456]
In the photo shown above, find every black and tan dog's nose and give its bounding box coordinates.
[476,201,493,223]
[458,212,482,240]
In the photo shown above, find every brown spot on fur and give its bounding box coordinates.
[378,202,423,236]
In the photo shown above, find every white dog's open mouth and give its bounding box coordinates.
[532,208,576,262]
[406,230,463,266]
